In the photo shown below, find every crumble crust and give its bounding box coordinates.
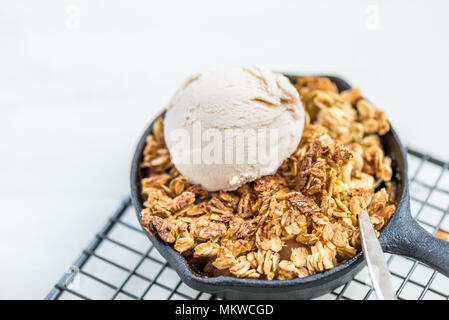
[139,76,396,280]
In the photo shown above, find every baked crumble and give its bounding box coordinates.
[139,76,396,280]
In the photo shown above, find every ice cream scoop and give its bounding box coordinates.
[163,65,305,191]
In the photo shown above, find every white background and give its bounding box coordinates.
[1,0,448,299]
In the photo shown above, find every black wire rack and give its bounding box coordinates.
[46,147,449,300]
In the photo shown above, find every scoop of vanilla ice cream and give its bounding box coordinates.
[163,66,304,191]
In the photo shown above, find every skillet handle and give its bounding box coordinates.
[382,200,449,277]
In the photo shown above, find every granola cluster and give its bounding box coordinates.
[139,76,396,280]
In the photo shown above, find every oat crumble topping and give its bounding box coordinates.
[139,76,396,280]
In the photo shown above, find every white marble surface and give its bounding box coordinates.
[1,0,449,299]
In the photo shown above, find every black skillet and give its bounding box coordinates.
[130,74,449,300]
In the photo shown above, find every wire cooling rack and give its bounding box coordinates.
[46,147,449,300]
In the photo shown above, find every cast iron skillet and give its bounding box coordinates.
[131,74,449,300]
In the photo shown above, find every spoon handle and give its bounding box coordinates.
[359,210,397,300]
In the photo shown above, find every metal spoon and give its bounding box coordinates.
[359,209,397,300]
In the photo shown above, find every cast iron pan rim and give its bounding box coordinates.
[130,75,407,291]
